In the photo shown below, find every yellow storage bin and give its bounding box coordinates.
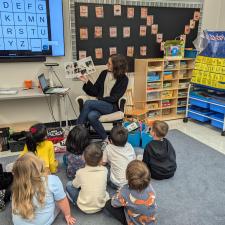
[162,90,173,99]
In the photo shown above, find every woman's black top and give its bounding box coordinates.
[83,70,128,111]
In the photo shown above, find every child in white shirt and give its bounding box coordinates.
[66,143,109,214]
[103,126,136,188]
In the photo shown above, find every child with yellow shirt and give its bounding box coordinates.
[20,123,58,173]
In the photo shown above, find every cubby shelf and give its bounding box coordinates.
[134,58,195,121]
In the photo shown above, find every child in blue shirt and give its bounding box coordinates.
[64,125,90,179]
[105,160,157,225]
[12,153,76,225]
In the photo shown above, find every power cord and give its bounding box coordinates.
[44,95,57,122]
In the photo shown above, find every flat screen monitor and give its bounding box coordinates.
[0,0,65,60]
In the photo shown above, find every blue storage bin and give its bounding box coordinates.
[189,98,210,109]
[141,132,153,149]
[210,113,224,129]
[209,99,225,114]
[184,49,198,58]
[123,122,141,147]
[188,107,212,122]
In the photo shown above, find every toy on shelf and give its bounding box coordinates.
[164,40,185,60]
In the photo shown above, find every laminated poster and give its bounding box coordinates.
[109,47,117,55]
[184,25,190,34]
[127,7,134,19]
[160,42,165,51]
[140,46,147,56]
[80,5,88,17]
[194,11,200,21]
[141,7,148,19]
[190,19,196,29]
[123,27,130,38]
[80,27,88,40]
[151,24,158,34]
[127,46,134,57]
[95,6,104,18]
[156,33,163,43]
[109,26,117,38]
[79,50,87,60]
[94,26,102,38]
[95,48,103,59]
[114,5,121,16]
[140,25,147,37]
[146,15,154,26]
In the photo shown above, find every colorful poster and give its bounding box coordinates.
[95,6,104,18]
[95,48,103,59]
[80,27,88,40]
[79,50,87,59]
[184,25,190,34]
[123,27,130,38]
[127,46,134,57]
[141,7,148,19]
[190,19,196,29]
[94,26,102,38]
[147,15,154,26]
[156,33,163,43]
[109,26,117,38]
[127,7,134,19]
[114,5,121,16]
[194,11,200,21]
[151,24,158,34]
[140,25,147,37]
[109,47,117,55]
[80,5,88,17]
[140,46,147,56]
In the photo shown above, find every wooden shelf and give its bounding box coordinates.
[134,57,195,122]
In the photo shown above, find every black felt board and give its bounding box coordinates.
[74,3,200,71]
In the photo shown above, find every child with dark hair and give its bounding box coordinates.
[102,126,136,188]
[64,125,90,179]
[105,160,157,225]
[143,120,177,180]
[20,123,58,173]
[66,143,109,214]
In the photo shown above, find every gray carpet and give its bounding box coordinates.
[1,129,225,225]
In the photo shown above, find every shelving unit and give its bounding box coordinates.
[184,84,225,136]
[134,58,195,121]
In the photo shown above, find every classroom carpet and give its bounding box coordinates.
[1,129,225,225]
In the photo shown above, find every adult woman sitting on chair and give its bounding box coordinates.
[77,54,128,141]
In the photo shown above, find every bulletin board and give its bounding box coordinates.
[72,1,202,71]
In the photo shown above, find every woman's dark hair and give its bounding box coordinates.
[66,125,90,155]
[25,123,47,153]
[110,54,128,79]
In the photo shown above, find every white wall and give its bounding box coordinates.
[0,0,224,125]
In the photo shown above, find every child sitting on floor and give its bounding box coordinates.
[105,160,157,225]
[64,125,90,179]
[143,120,177,180]
[20,123,58,174]
[12,153,76,225]
[66,143,109,214]
[103,125,136,188]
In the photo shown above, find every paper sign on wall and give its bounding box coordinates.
[140,25,147,37]
[80,6,88,17]
[127,46,134,57]
[141,7,148,19]
[95,48,103,59]
[109,47,117,55]
[109,26,117,38]
[94,26,102,38]
[123,27,130,38]
[140,46,147,56]
[146,15,154,26]
[114,5,121,16]
[80,27,88,40]
[95,6,104,18]
[156,33,163,43]
[127,7,134,19]
[151,24,158,34]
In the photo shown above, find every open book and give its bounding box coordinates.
[64,56,96,78]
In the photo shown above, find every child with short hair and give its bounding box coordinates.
[66,143,109,214]
[12,153,76,225]
[105,160,157,225]
[64,125,90,179]
[20,123,58,173]
[103,126,136,188]
[143,120,177,180]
